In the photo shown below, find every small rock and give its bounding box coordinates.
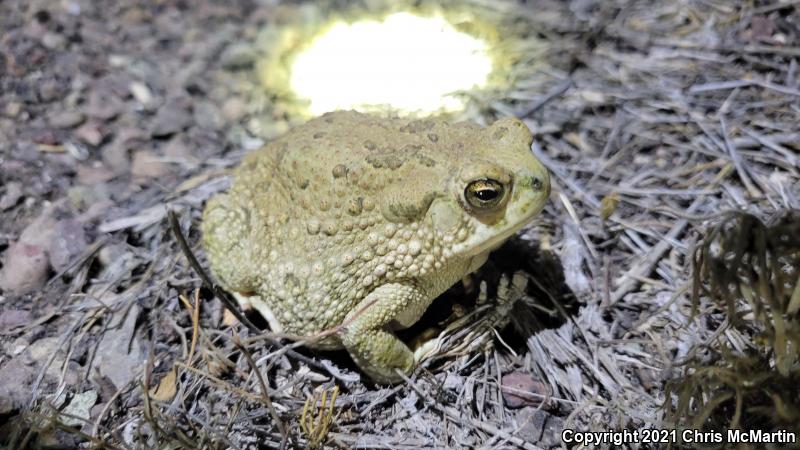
[19,204,58,248]
[76,162,114,185]
[501,372,551,409]
[0,205,60,293]
[41,31,67,50]
[0,309,33,331]
[103,126,145,173]
[48,110,86,129]
[516,408,564,445]
[129,81,154,106]
[85,88,123,120]
[0,181,23,210]
[23,338,79,387]
[193,101,224,130]
[131,150,169,179]
[120,5,146,25]
[60,391,98,427]
[25,337,64,364]
[3,102,22,118]
[749,16,777,43]
[74,120,106,146]
[98,242,128,267]
[0,358,37,415]
[222,97,247,122]
[220,43,257,69]
[5,337,29,356]
[77,197,115,223]
[0,242,49,294]
[67,184,110,212]
[150,101,192,137]
[95,304,147,390]
[163,135,198,168]
[32,129,61,146]
[48,219,87,272]
[38,77,67,102]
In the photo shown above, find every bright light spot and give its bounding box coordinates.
[290,12,493,116]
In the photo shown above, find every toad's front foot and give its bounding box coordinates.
[341,283,429,384]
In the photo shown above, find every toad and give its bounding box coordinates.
[202,111,550,383]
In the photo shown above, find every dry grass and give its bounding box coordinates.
[665,211,800,433]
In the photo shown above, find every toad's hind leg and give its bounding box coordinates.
[201,193,258,294]
[341,283,430,384]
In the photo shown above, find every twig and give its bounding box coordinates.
[513,79,572,117]
[168,209,260,332]
[609,198,702,304]
[398,372,545,450]
[234,337,289,450]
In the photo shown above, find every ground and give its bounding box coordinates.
[1,0,799,449]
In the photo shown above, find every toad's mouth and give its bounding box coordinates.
[461,206,542,258]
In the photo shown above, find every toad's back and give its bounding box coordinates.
[202,111,485,337]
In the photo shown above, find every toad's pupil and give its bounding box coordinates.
[476,189,498,201]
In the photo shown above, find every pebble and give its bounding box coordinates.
[193,101,224,130]
[150,101,192,137]
[163,135,199,169]
[128,81,154,106]
[0,205,60,294]
[0,357,36,415]
[131,150,169,179]
[48,219,88,272]
[98,242,128,267]
[38,77,66,102]
[102,126,146,173]
[0,309,33,331]
[25,336,76,383]
[48,110,86,129]
[220,43,257,69]
[74,120,106,146]
[0,242,50,294]
[3,102,22,118]
[41,32,67,50]
[516,408,564,445]
[0,181,23,210]
[95,304,147,390]
[59,390,97,427]
[76,162,114,185]
[222,97,247,122]
[32,129,60,146]
[67,185,106,211]
[85,88,123,120]
[19,204,58,248]
[501,372,551,409]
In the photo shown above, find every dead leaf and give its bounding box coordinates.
[599,191,620,220]
[222,308,239,327]
[95,304,147,390]
[149,367,177,402]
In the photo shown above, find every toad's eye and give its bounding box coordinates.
[465,179,506,210]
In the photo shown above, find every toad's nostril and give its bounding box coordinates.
[523,172,550,197]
